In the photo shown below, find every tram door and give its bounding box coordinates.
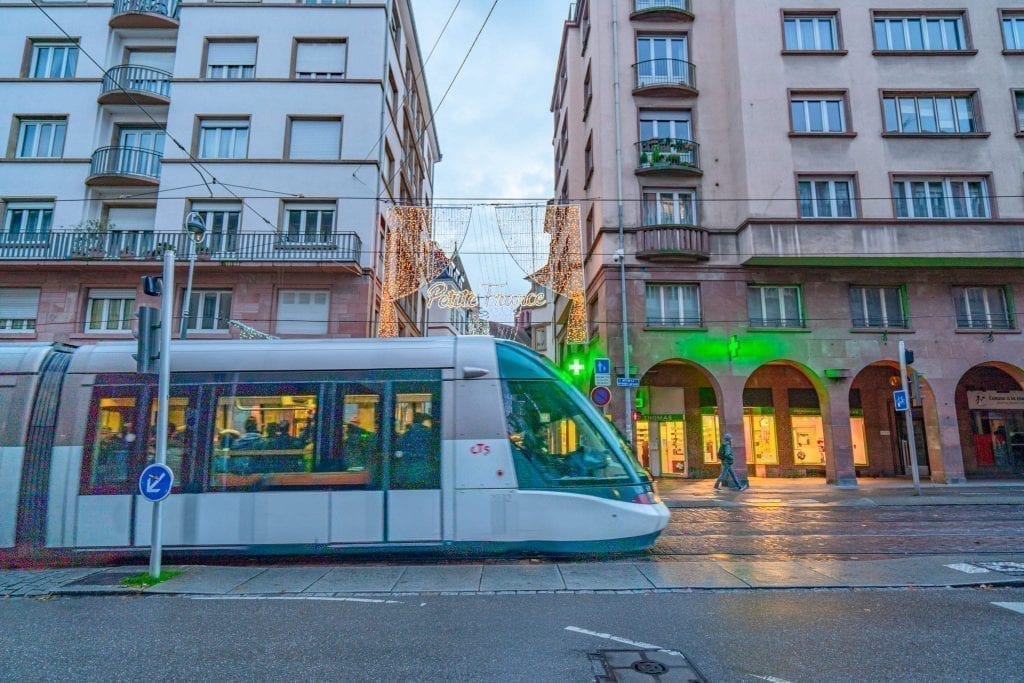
[386,383,442,542]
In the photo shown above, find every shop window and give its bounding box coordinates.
[743,388,777,464]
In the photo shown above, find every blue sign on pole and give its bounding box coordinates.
[617,377,641,388]
[594,358,611,375]
[139,463,174,502]
[893,389,909,412]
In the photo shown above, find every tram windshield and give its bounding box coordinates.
[497,341,647,487]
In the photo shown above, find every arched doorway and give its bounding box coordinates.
[956,363,1024,478]
[635,360,720,478]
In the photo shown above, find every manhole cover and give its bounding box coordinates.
[633,660,669,675]
[67,570,142,586]
[975,561,1024,576]
[589,650,706,682]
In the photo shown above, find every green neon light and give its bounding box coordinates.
[568,358,585,376]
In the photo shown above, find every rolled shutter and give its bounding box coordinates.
[207,42,257,66]
[0,289,41,319]
[289,120,341,160]
[295,43,346,75]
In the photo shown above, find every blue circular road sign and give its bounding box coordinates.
[139,463,174,502]
[590,386,612,408]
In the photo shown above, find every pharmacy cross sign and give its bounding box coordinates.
[568,358,585,376]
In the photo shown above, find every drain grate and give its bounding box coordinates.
[589,650,706,682]
[974,561,1024,576]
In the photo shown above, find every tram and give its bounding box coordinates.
[1,337,668,558]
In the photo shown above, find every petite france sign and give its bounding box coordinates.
[139,463,174,502]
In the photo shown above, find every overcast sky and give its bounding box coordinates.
[409,0,570,322]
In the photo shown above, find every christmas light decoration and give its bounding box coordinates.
[228,320,278,340]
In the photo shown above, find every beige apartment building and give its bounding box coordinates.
[552,0,1024,484]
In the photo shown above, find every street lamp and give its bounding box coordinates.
[179,212,207,339]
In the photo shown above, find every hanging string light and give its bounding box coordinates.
[227,320,278,340]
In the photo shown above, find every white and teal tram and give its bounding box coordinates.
[1,337,668,558]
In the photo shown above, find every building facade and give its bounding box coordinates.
[554,0,1024,483]
[0,0,438,343]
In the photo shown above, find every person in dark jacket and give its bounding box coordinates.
[714,433,747,491]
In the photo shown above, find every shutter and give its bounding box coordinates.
[277,290,329,334]
[289,120,341,160]
[128,51,175,72]
[0,289,40,319]
[106,207,156,230]
[207,42,257,66]
[88,289,135,300]
[295,42,346,74]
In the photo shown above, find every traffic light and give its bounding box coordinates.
[134,305,161,374]
[904,348,914,365]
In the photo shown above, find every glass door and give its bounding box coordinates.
[387,382,442,542]
[117,127,165,177]
[637,36,688,86]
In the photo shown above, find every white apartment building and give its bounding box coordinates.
[0,0,439,341]
[554,0,1024,484]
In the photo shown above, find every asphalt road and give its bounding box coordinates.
[2,587,1023,682]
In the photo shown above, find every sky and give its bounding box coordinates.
[409,0,570,323]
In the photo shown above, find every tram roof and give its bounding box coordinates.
[0,343,63,374]
[65,337,498,375]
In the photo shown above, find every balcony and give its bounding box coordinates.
[636,138,701,176]
[635,224,710,261]
[0,230,362,265]
[86,146,162,186]
[99,65,172,105]
[110,0,180,29]
[735,220,1024,267]
[631,0,693,21]
[633,59,697,97]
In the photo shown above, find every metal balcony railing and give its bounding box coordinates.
[636,138,701,172]
[635,225,710,260]
[111,0,180,20]
[634,0,692,14]
[102,65,172,100]
[633,58,697,91]
[89,146,162,182]
[0,230,361,263]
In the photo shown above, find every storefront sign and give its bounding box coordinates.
[967,391,1024,411]
[642,414,684,422]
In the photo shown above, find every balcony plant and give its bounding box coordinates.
[149,241,176,259]
[195,244,212,260]
[68,219,116,259]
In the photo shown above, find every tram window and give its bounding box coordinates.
[86,395,141,492]
[322,388,382,489]
[147,396,190,488]
[391,384,440,490]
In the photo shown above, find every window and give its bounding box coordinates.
[205,40,256,79]
[284,204,334,244]
[583,64,592,120]
[783,14,839,51]
[16,118,66,158]
[1002,12,1024,50]
[390,11,401,52]
[383,144,394,184]
[636,35,690,88]
[277,290,329,334]
[953,286,1012,330]
[0,288,40,333]
[639,109,691,141]
[190,203,240,252]
[849,286,907,329]
[882,93,977,134]
[30,42,78,78]
[287,118,342,160]
[294,41,346,79]
[86,289,135,333]
[584,135,593,186]
[645,284,701,327]
[1014,91,1024,132]
[790,96,846,133]
[893,178,990,219]
[643,188,696,225]
[748,285,803,328]
[198,119,249,159]
[184,290,232,332]
[873,15,967,51]
[798,178,855,218]
[2,201,53,243]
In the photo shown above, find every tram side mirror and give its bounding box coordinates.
[462,367,489,379]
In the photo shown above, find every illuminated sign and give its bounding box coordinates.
[425,282,547,310]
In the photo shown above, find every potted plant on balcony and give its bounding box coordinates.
[650,146,662,166]
[195,244,212,261]
[118,247,136,260]
[639,151,650,168]
[68,219,116,259]
[149,241,176,260]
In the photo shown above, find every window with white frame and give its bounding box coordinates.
[287,118,342,160]
[205,40,256,79]
[790,96,846,133]
[277,290,329,334]
[183,290,232,332]
[1002,13,1024,50]
[29,43,78,78]
[635,35,689,88]
[873,15,967,51]
[190,202,240,252]
[85,289,135,333]
[1014,91,1024,132]
[198,119,249,159]
[294,41,346,79]
[893,178,990,219]
[16,118,67,158]
[643,188,696,225]
[798,177,855,218]
[953,286,1013,330]
[646,284,701,327]
[583,64,592,119]
[748,285,803,328]
[639,109,691,142]
[883,93,977,134]
[849,286,907,329]
[2,202,53,243]
[283,204,335,243]
[783,14,839,51]
[0,288,40,333]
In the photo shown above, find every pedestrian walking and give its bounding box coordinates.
[714,433,747,491]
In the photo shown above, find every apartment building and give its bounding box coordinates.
[0,0,439,343]
[554,0,1024,483]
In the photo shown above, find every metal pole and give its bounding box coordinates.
[150,248,174,578]
[898,340,922,496]
[179,238,196,339]
[610,0,633,445]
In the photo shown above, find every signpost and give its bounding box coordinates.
[893,389,909,412]
[594,358,611,387]
[617,377,640,389]
[148,249,175,578]
[898,341,921,496]
[590,386,612,408]
[139,463,174,503]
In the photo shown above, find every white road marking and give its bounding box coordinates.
[944,563,990,574]
[564,626,685,658]
[751,675,796,683]
[993,602,1024,615]
[188,595,401,604]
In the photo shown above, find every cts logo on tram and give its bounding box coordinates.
[470,443,491,456]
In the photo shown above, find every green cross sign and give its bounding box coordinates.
[568,358,585,376]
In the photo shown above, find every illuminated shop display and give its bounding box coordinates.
[790,413,825,465]
[701,410,721,464]
[743,409,779,465]
[850,411,869,466]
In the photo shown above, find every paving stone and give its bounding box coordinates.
[307,567,406,593]
[557,563,654,590]
[229,567,330,594]
[393,565,482,592]
[479,564,565,591]
[716,561,842,587]
[637,561,749,589]
[144,566,265,594]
